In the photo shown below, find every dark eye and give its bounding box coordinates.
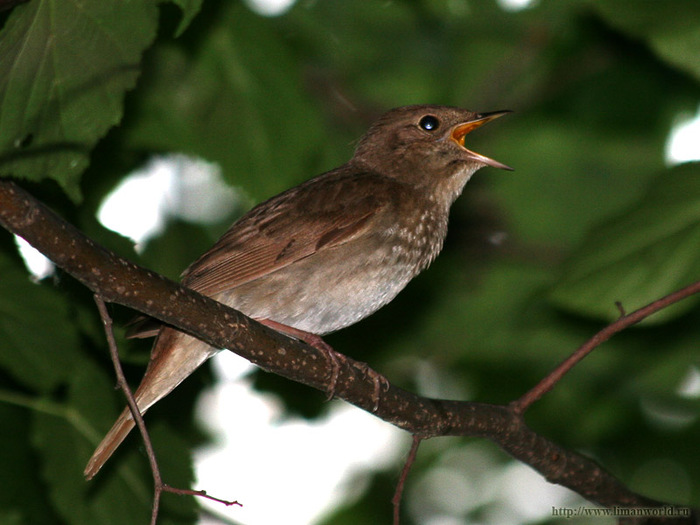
[419,115,440,131]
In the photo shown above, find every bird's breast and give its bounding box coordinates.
[215,208,449,336]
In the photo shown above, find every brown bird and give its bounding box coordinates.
[84,104,510,479]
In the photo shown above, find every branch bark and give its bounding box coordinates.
[0,179,696,524]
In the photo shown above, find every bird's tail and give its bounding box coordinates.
[84,328,215,479]
[84,405,137,480]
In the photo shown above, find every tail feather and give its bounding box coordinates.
[84,328,216,479]
[84,407,136,479]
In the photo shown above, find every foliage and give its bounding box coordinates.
[0,0,699,524]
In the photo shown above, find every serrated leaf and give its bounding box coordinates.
[550,163,700,323]
[0,252,81,392]
[0,0,160,201]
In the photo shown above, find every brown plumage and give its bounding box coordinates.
[84,105,510,479]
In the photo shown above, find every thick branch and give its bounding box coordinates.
[0,179,695,523]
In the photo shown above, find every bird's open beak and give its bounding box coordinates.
[451,111,513,170]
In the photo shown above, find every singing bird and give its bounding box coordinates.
[84,105,510,479]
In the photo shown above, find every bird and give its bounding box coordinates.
[84,104,511,479]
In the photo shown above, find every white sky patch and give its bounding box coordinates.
[497,0,536,11]
[14,236,54,281]
[98,158,174,246]
[97,154,238,250]
[195,352,405,525]
[677,366,700,399]
[244,0,296,16]
[666,104,700,165]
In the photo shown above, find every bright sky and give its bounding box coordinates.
[194,353,405,525]
[666,106,700,164]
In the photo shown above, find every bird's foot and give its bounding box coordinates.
[354,361,389,411]
[256,318,344,399]
[308,337,345,400]
[256,318,388,409]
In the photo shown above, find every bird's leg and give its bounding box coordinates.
[256,318,387,410]
[255,318,343,398]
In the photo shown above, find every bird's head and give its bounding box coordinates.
[354,105,511,204]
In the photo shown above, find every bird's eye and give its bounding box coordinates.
[419,115,440,131]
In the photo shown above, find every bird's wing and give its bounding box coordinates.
[180,169,397,297]
[126,168,398,340]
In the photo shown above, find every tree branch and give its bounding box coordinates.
[393,435,422,525]
[0,179,696,523]
[512,280,700,413]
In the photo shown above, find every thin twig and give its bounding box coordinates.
[93,295,164,524]
[512,280,700,414]
[162,485,241,507]
[615,301,626,317]
[93,295,241,524]
[392,435,422,525]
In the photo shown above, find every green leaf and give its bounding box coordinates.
[170,0,204,36]
[123,3,325,200]
[550,162,700,323]
[0,0,160,201]
[32,360,197,525]
[0,403,58,524]
[593,0,700,82]
[0,251,81,392]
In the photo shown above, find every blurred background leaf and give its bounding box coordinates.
[550,163,700,323]
[0,0,698,524]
